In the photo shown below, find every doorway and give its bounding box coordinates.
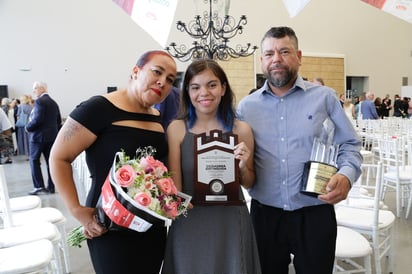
[346,76,369,100]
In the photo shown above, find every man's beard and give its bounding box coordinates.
[266,67,295,88]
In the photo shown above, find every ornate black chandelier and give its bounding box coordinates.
[166,0,257,62]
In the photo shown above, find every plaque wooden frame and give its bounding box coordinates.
[193,130,244,205]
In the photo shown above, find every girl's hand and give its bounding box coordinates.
[234,142,250,169]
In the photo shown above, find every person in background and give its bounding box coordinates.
[26,81,62,195]
[339,93,345,107]
[374,96,382,118]
[353,95,360,106]
[353,95,360,119]
[1,97,16,164]
[12,98,20,124]
[401,97,410,118]
[407,97,412,118]
[395,97,407,117]
[6,98,17,156]
[393,94,404,117]
[49,50,177,274]
[343,98,356,121]
[360,91,379,120]
[311,77,324,86]
[0,107,13,164]
[1,97,9,116]
[162,59,261,274]
[355,93,365,120]
[16,95,32,158]
[237,26,362,274]
[381,97,391,118]
[383,94,392,116]
[1,98,16,162]
[154,85,180,130]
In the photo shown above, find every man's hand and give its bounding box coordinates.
[318,174,351,204]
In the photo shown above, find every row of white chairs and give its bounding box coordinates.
[329,118,400,273]
[0,165,71,273]
[357,117,412,140]
[378,137,412,219]
[335,162,395,274]
[354,117,412,219]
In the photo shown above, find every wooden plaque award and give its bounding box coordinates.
[193,130,244,205]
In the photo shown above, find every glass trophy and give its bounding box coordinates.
[301,119,339,196]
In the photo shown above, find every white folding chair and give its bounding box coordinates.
[405,142,412,219]
[338,162,388,210]
[0,171,41,218]
[0,165,70,273]
[0,194,41,213]
[0,222,63,273]
[335,162,395,274]
[0,239,54,274]
[378,137,412,218]
[72,151,92,205]
[360,149,374,164]
[334,226,372,274]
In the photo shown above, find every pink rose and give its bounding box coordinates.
[140,156,168,174]
[164,201,179,218]
[156,178,177,195]
[134,192,152,207]
[115,165,136,187]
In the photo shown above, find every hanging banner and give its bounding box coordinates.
[362,0,412,23]
[282,0,311,18]
[113,0,178,47]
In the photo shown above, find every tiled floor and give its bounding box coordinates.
[3,155,412,273]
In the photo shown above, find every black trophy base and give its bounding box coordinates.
[301,161,337,197]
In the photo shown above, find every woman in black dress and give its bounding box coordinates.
[49,50,177,274]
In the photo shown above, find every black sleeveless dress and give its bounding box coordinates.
[161,130,261,274]
[70,96,167,274]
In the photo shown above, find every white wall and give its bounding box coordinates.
[1,0,412,117]
[401,86,412,98]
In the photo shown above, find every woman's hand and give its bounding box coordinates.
[234,140,255,189]
[73,206,107,239]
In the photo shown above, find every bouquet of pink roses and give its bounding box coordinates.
[68,147,191,247]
